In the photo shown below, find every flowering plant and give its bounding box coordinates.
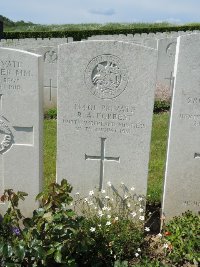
[71,181,146,265]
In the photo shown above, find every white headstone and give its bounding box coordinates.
[156,37,177,100]
[162,34,200,220]
[57,40,157,199]
[0,48,43,217]
[30,46,58,110]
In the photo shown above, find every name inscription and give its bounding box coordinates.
[0,60,32,92]
[184,200,200,207]
[62,103,146,135]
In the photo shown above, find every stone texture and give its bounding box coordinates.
[162,34,200,220]
[29,46,58,110]
[57,40,157,199]
[0,48,43,217]
[155,37,177,101]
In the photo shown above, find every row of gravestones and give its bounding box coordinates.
[0,30,199,110]
[0,33,199,225]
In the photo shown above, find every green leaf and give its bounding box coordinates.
[46,247,55,256]
[15,244,25,260]
[3,244,13,257]
[54,250,62,263]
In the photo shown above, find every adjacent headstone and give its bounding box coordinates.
[162,34,200,220]
[0,48,43,217]
[29,46,58,110]
[155,37,177,100]
[57,41,157,199]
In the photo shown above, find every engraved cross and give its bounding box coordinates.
[85,138,120,190]
[165,71,175,92]
[0,94,34,198]
[44,79,57,101]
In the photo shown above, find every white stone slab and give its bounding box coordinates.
[57,40,157,199]
[30,46,58,110]
[156,37,177,100]
[162,34,200,220]
[0,48,43,217]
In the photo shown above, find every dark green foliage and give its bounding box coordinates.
[0,180,81,266]
[163,211,200,265]
[3,24,200,40]
[44,108,57,119]
[153,100,170,113]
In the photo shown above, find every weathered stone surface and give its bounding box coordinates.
[156,37,177,101]
[57,41,157,199]
[0,48,43,217]
[162,34,200,220]
[29,46,58,110]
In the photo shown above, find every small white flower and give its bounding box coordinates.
[121,182,124,185]
[139,216,145,221]
[98,210,104,217]
[163,243,168,249]
[90,227,96,232]
[114,217,118,221]
[84,198,88,202]
[135,252,139,257]
[107,207,111,211]
[101,189,106,194]
[131,187,135,191]
[127,202,131,208]
[107,214,111,219]
[107,181,112,187]
[144,227,150,232]
[94,206,97,210]
[137,248,141,252]
[98,224,101,228]
[138,197,143,202]
[157,233,162,238]
[139,208,144,213]
[105,195,110,199]
[106,221,111,226]
[70,202,73,206]
[89,190,94,196]
[75,192,80,195]
[124,194,128,199]
[102,206,107,211]
[131,211,137,217]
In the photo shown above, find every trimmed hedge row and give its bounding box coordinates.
[2,25,200,40]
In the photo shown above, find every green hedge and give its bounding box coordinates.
[2,25,200,40]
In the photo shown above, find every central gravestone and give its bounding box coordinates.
[57,41,157,197]
[0,48,43,217]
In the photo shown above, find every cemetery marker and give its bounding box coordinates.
[57,40,157,198]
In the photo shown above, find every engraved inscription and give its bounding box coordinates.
[0,60,32,92]
[44,50,58,63]
[85,54,128,99]
[62,103,146,136]
[178,95,200,127]
[0,119,13,154]
[184,201,200,207]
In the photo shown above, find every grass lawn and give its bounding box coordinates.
[43,112,169,203]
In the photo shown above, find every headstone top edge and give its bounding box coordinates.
[59,39,158,51]
[0,47,43,58]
